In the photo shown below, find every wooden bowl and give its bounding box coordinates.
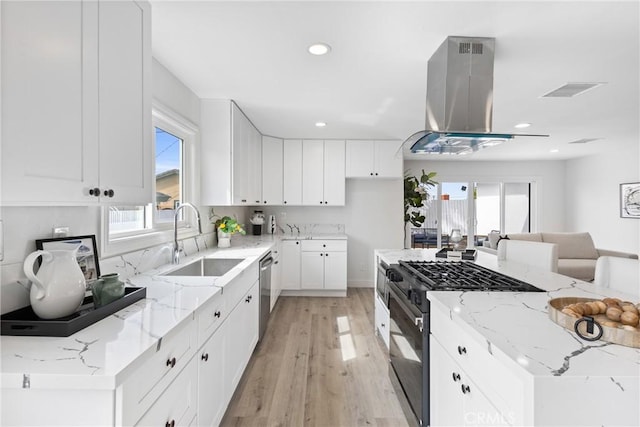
[548,297,640,349]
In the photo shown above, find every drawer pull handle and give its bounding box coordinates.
[457,345,467,355]
[214,310,221,318]
[165,420,176,427]
[166,357,176,368]
[202,353,209,361]
[461,384,471,394]
[89,187,100,197]
[381,323,385,328]
[245,295,252,303]
[452,372,461,382]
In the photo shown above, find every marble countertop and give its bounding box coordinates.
[376,249,640,380]
[279,233,347,240]
[1,238,276,390]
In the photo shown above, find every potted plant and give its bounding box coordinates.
[404,169,437,247]
[209,210,246,248]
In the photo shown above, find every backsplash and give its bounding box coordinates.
[280,223,345,235]
[0,205,248,315]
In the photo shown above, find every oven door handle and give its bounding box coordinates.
[389,284,424,331]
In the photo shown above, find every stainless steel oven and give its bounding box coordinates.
[388,279,429,426]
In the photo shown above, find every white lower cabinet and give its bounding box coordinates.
[224,281,259,399]
[136,357,198,427]
[374,294,390,349]
[300,240,347,291]
[430,339,506,427]
[281,240,302,290]
[198,322,226,427]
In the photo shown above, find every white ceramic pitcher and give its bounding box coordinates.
[23,247,86,319]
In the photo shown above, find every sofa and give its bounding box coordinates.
[481,232,638,281]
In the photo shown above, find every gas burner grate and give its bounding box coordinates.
[398,260,544,292]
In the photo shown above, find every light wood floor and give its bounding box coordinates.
[220,288,410,427]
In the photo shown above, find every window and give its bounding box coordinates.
[101,102,198,257]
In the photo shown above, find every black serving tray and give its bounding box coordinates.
[435,248,478,261]
[1,287,146,337]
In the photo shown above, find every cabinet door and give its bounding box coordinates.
[430,339,465,427]
[271,255,282,311]
[374,140,403,178]
[374,294,390,349]
[283,139,303,205]
[323,251,347,290]
[262,136,283,205]
[345,140,374,178]
[323,140,346,205]
[224,282,259,401]
[300,252,325,289]
[247,124,263,205]
[198,325,226,427]
[302,140,325,206]
[134,357,198,427]
[98,0,152,204]
[1,1,99,204]
[281,240,301,290]
[232,103,249,204]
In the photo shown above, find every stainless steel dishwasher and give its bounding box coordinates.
[258,252,274,341]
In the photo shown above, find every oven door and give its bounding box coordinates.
[388,282,429,426]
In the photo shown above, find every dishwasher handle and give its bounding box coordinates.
[260,257,274,271]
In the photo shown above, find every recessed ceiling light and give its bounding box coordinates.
[550,149,559,153]
[308,43,331,56]
[315,122,327,127]
[514,123,531,129]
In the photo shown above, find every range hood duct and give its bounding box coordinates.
[408,36,546,154]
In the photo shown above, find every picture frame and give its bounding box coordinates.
[620,182,640,218]
[35,235,101,283]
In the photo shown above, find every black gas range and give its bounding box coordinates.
[385,260,544,426]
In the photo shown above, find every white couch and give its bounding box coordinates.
[481,232,638,281]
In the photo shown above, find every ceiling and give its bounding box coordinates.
[151,1,639,161]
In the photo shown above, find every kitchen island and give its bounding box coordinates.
[376,249,640,426]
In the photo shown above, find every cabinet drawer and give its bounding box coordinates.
[197,291,226,347]
[135,356,198,427]
[301,239,347,252]
[224,261,258,311]
[430,304,523,424]
[120,317,197,425]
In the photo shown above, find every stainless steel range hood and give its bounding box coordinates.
[407,36,546,154]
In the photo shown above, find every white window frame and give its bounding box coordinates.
[100,100,200,258]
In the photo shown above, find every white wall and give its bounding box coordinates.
[258,179,404,287]
[565,142,640,254]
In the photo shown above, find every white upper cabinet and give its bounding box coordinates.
[1,0,151,205]
[200,100,262,206]
[262,136,283,205]
[302,140,345,206]
[302,140,325,206]
[346,140,402,178]
[97,1,152,204]
[282,139,303,206]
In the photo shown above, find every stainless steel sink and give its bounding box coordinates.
[162,258,244,277]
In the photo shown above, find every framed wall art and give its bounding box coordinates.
[620,182,640,218]
[36,235,101,283]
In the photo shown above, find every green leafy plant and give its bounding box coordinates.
[209,209,246,235]
[404,169,437,241]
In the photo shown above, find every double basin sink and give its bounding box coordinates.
[161,257,245,277]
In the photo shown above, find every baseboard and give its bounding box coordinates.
[347,280,373,288]
[279,290,347,297]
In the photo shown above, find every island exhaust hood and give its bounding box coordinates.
[406,36,546,155]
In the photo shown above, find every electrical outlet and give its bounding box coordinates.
[53,227,70,237]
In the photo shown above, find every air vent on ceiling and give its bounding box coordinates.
[458,42,484,55]
[542,82,604,98]
[568,138,601,144]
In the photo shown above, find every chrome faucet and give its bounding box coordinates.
[173,202,202,264]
